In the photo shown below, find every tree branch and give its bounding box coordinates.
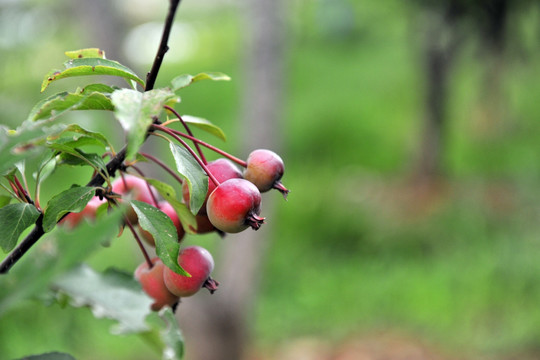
[0,0,183,274]
[146,0,181,91]
[0,148,127,274]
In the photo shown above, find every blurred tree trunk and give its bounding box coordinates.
[414,6,461,185]
[481,0,508,54]
[475,0,509,134]
[177,0,285,359]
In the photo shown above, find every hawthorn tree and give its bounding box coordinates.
[0,1,288,359]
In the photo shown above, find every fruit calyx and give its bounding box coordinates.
[203,277,220,294]
[246,212,265,230]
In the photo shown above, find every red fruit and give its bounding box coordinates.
[206,178,265,233]
[187,214,216,234]
[195,214,216,234]
[163,246,218,297]
[135,258,179,311]
[112,174,156,203]
[60,197,106,228]
[182,158,243,214]
[243,149,289,198]
[140,201,185,246]
[112,174,157,224]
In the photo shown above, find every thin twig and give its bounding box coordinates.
[145,0,182,91]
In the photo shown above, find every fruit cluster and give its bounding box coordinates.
[61,148,288,311]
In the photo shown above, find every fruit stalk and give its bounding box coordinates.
[164,105,208,165]
[124,213,154,269]
[13,176,32,204]
[128,166,161,209]
[159,126,248,168]
[152,124,221,187]
[8,181,22,201]
[139,151,185,186]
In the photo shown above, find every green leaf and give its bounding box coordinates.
[0,203,41,253]
[0,122,65,176]
[52,265,153,334]
[55,151,106,173]
[112,88,179,161]
[141,308,185,360]
[169,143,208,215]
[1,165,17,178]
[28,89,114,122]
[134,153,149,163]
[14,160,26,180]
[94,201,111,221]
[177,114,227,141]
[53,135,105,149]
[81,83,117,93]
[41,58,145,92]
[52,269,184,354]
[0,195,11,208]
[48,142,108,176]
[145,178,197,234]
[111,90,145,162]
[171,72,231,91]
[0,208,124,317]
[159,308,185,359]
[130,200,189,276]
[15,352,76,360]
[52,124,112,150]
[42,186,95,232]
[33,154,56,183]
[65,48,106,59]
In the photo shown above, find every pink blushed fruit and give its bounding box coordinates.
[183,158,243,214]
[59,197,106,228]
[187,214,216,234]
[206,178,265,233]
[135,258,179,311]
[163,246,218,297]
[243,149,289,198]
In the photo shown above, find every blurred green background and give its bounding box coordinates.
[3,0,540,359]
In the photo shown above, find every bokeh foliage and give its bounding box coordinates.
[2,0,540,359]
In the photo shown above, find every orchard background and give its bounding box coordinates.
[3,0,540,359]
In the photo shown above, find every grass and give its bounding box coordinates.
[256,173,540,357]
